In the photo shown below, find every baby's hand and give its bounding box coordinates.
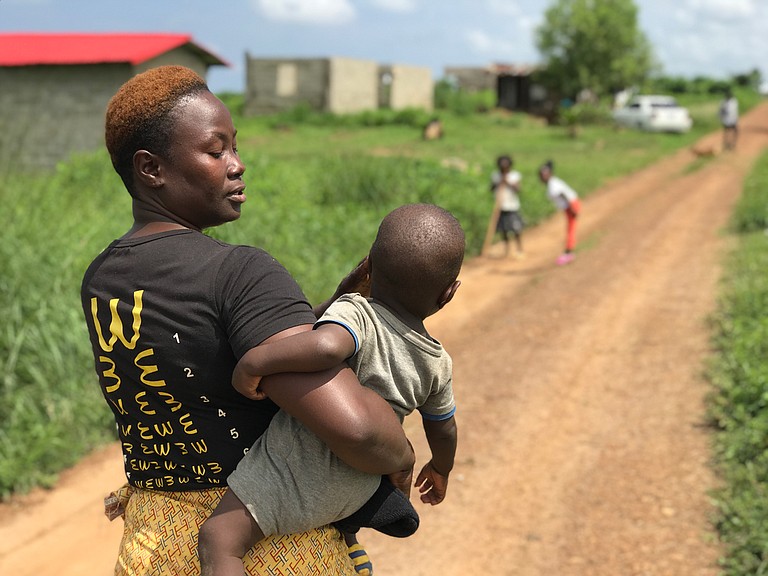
[232,363,267,400]
[414,460,449,505]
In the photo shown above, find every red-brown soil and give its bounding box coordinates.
[3,103,768,575]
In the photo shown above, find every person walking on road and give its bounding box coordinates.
[720,88,739,151]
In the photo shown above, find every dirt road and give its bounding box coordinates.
[3,103,768,576]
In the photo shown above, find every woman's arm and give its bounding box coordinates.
[257,325,414,475]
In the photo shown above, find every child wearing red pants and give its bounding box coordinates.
[538,160,581,265]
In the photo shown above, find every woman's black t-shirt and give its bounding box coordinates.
[81,230,315,491]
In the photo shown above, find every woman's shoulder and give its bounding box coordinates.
[190,234,275,263]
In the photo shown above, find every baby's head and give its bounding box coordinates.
[369,203,465,319]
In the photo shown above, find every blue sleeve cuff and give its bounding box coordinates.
[314,319,359,358]
[419,406,456,421]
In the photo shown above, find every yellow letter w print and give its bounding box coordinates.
[90,290,144,352]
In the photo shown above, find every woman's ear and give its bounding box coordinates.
[133,150,163,189]
[437,280,461,310]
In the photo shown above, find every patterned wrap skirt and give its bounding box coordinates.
[107,485,356,575]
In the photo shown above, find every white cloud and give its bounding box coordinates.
[253,0,356,25]
[684,0,756,19]
[465,29,517,56]
[465,29,493,53]
[486,0,523,18]
[369,0,416,13]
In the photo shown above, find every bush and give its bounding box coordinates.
[559,103,613,128]
[263,104,433,131]
[435,79,496,115]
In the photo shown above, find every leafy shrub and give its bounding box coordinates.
[435,79,495,115]
[559,103,613,128]
[264,104,433,131]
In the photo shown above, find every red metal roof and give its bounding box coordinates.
[0,33,228,67]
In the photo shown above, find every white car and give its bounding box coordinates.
[612,95,693,133]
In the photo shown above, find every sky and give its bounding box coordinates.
[1,0,765,93]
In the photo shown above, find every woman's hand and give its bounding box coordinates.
[387,438,415,497]
[313,256,371,318]
[337,256,372,298]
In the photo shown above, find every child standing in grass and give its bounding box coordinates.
[489,154,525,258]
[199,203,465,576]
[539,160,581,265]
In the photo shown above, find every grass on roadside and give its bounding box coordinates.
[707,150,768,575]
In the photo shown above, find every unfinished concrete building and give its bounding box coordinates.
[244,55,433,116]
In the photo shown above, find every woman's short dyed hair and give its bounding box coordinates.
[105,65,209,192]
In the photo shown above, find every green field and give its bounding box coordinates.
[0,89,760,502]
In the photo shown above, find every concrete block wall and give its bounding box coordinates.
[134,47,208,78]
[0,64,129,172]
[326,57,378,114]
[245,56,431,116]
[384,64,433,111]
[243,57,330,115]
[0,51,215,173]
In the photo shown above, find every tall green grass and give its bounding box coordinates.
[0,154,130,496]
[212,153,491,304]
[707,150,768,575]
[0,98,747,497]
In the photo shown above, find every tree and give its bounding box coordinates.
[535,0,656,101]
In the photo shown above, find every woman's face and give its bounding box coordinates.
[157,91,246,230]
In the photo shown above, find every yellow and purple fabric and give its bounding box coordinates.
[106,485,357,575]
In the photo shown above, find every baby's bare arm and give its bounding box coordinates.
[415,416,458,505]
[422,416,457,477]
[232,324,355,399]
